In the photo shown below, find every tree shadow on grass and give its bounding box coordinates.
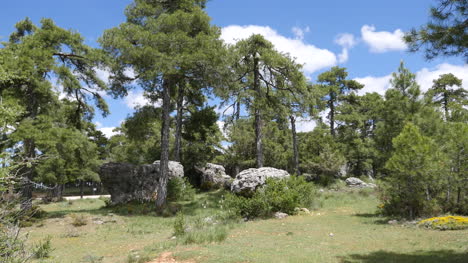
[44,189,227,219]
[353,213,389,225]
[340,250,468,263]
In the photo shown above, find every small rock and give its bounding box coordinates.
[388,219,398,225]
[329,233,334,237]
[319,188,325,193]
[274,212,288,219]
[345,177,377,188]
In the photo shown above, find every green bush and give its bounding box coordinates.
[33,235,53,259]
[225,176,316,219]
[167,177,196,202]
[173,212,186,237]
[70,213,88,227]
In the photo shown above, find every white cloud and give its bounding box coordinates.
[123,90,162,109]
[221,25,337,75]
[354,63,467,96]
[337,48,349,64]
[292,26,310,40]
[335,33,357,64]
[354,74,392,95]
[98,127,119,138]
[416,63,468,92]
[217,121,227,138]
[335,33,356,49]
[295,117,317,133]
[361,25,407,53]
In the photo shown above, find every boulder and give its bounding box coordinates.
[99,161,184,204]
[231,167,290,196]
[196,163,232,189]
[153,160,184,178]
[345,177,377,188]
[274,212,288,219]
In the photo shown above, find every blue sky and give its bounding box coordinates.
[1,0,466,136]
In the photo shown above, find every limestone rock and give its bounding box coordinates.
[196,163,232,189]
[99,161,184,204]
[231,167,290,196]
[274,212,288,219]
[153,160,184,178]
[345,177,377,188]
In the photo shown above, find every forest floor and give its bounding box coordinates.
[26,188,468,263]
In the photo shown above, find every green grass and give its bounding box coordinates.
[25,189,468,263]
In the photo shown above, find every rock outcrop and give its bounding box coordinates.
[345,177,377,188]
[99,161,184,204]
[196,163,232,189]
[231,167,290,196]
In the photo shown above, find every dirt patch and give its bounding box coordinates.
[149,252,196,263]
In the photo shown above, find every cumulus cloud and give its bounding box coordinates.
[334,33,357,64]
[98,127,119,138]
[361,25,407,53]
[221,25,337,75]
[295,117,317,133]
[94,121,119,138]
[216,121,227,138]
[355,63,467,95]
[123,90,162,109]
[335,33,357,49]
[354,74,393,95]
[292,26,310,40]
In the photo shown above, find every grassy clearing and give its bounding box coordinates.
[25,189,468,263]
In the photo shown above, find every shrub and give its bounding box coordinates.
[173,212,186,237]
[167,177,196,202]
[225,176,316,219]
[70,214,87,227]
[418,216,468,230]
[33,235,53,259]
[0,223,31,262]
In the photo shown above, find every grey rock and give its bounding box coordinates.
[153,160,184,178]
[99,161,184,204]
[388,219,398,225]
[345,177,377,188]
[337,164,349,178]
[274,212,288,219]
[231,167,290,196]
[196,163,233,189]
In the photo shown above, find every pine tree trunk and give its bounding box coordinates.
[80,180,84,199]
[52,184,64,200]
[20,87,38,211]
[156,77,172,210]
[329,94,336,137]
[443,88,449,121]
[174,83,184,162]
[290,115,300,176]
[253,55,263,168]
[234,99,241,175]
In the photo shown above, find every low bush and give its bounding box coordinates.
[225,176,316,219]
[418,216,468,230]
[167,177,196,202]
[33,235,53,259]
[70,213,88,227]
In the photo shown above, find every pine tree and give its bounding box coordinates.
[100,0,225,209]
[1,18,108,209]
[384,123,445,218]
[221,34,306,168]
[426,73,466,121]
[316,66,363,137]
